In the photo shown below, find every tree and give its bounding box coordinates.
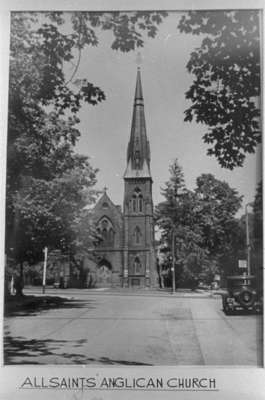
[178,10,261,169]
[155,159,186,241]
[156,161,243,286]
[194,173,244,280]
[194,174,242,255]
[5,164,100,294]
[156,160,208,287]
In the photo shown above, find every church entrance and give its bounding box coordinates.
[96,259,112,287]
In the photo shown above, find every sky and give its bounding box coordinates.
[66,11,262,215]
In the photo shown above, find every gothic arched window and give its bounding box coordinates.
[134,226,141,244]
[132,188,143,213]
[102,228,108,241]
[97,217,115,247]
[108,227,114,243]
[138,194,143,212]
[132,195,137,212]
[134,257,141,274]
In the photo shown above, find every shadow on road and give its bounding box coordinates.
[4,295,94,317]
[4,332,152,366]
[59,354,153,366]
[4,334,69,364]
[4,295,152,366]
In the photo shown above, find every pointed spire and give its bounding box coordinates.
[135,67,143,100]
[124,68,152,179]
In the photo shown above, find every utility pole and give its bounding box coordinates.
[245,203,253,276]
[42,247,48,294]
[171,228,176,293]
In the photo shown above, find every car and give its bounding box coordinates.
[222,275,262,314]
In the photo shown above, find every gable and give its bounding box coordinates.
[92,192,123,228]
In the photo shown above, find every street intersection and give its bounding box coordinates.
[4,288,262,366]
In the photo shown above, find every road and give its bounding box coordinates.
[4,288,262,366]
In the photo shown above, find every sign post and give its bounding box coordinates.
[42,247,48,294]
[171,228,176,293]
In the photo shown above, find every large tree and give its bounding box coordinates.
[155,160,208,286]
[178,10,261,169]
[194,173,242,255]
[156,160,243,286]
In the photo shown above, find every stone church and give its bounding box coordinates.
[89,68,158,288]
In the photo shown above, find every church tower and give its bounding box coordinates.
[123,68,157,288]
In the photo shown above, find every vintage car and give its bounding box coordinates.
[222,275,263,314]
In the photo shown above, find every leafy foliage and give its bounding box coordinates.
[194,174,242,254]
[178,10,261,169]
[253,181,262,243]
[156,159,243,284]
[6,165,99,264]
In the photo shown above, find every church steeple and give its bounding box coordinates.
[124,68,151,179]
[123,66,157,289]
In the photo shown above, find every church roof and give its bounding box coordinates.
[124,68,152,179]
[91,189,123,226]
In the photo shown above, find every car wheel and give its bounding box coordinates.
[238,289,255,309]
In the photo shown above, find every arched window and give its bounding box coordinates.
[138,194,143,212]
[134,226,141,244]
[132,188,143,213]
[102,228,108,241]
[132,195,137,212]
[97,217,115,247]
[108,227,114,242]
[102,219,108,229]
[134,257,141,274]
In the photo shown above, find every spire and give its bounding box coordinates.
[135,67,143,100]
[124,68,151,179]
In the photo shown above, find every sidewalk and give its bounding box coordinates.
[22,285,223,299]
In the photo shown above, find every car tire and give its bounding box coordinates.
[237,289,255,309]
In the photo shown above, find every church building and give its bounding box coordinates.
[90,68,158,288]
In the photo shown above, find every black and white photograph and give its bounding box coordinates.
[2,5,263,374]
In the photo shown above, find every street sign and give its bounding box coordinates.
[238,259,247,269]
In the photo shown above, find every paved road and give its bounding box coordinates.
[4,289,262,366]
